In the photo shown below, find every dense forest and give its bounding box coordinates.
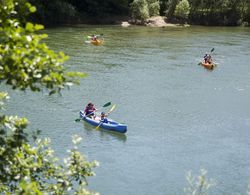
[28,0,250,26]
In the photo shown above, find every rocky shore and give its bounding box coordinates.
[120,16,190,27]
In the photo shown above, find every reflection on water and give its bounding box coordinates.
[83,122,127,143]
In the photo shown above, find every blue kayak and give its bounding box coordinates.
[80,111,127,133]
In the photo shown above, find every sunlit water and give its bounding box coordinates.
[2,25,250,194]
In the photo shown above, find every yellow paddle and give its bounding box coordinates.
[96,104,116,130]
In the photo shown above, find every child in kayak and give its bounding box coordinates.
[84,102,96,118]
[100,112,108,123]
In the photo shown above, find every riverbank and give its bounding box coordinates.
[43,14,248,28]
[77,15,190,28]
[51,15,189,28]
[125,16,190,27]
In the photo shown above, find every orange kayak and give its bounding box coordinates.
[91,39,104,46]
[200,62,216,70]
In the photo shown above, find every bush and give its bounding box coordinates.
[184,169,215,195]
[148,0,160,16]
[130,0,149,22]
[0,1,94,193]
[174,0,190,20]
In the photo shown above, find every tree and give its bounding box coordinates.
[188,0,249,25]
[130,0,150,22]
[174,0,190,20]
[29,0,77,25]
[184,169,215,195]
[148,0,160,16]
[0,0,97,193]
[247,2,250,24]
[0,0,86,94]
[165,0,179,18]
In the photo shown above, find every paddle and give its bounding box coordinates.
[208,48,215,64]
[95,104,116,130]
[75,102,111,122]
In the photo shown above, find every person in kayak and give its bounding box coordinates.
[84,102,96,118]
[91,34,104,41]
[100,112,108,123]
[91,35,97,41]
[204,54,213,64]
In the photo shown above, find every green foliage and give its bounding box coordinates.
[0,124,99,194]
[164,0,179,18]
[29,0,77,25]
[148,0,160,16]
[242,0,250,25]
[0,0,86,94]
[0,0,96,194]
[8,0,249,26]
[130,0,161,21]
[188,0,249,25]
[184,169,215,195]
[29,0,131,24]
[130,0,150,21]
[0,94,98,194]
[0,92,9,110]
[174,0,190,20]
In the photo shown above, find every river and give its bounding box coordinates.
[3,25,250,194]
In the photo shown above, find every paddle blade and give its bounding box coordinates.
[75,118,81,122]
[95,122,102,130]
[103,102,111,108]
[109,104,116,113]
[210,48,214,52]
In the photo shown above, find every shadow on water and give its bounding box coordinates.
[82,122,127,142]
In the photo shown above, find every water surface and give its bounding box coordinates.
[3,25,250,195]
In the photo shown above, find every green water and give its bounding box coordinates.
[3,25,250,194]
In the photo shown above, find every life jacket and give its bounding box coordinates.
[85,106,95,115]
[101,118,108,123]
